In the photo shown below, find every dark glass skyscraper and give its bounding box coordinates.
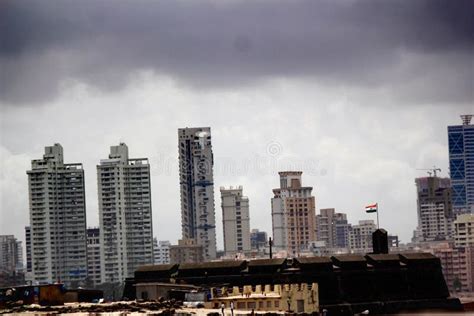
[448,115,474,214]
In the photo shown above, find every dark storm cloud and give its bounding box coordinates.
[0,0,472,104]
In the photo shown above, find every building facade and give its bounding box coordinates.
[98,143,154,283]
[334,218,351,249]
[25,226,32,274]
[153,239,171,265]
[271,171,317,256]
[316,208,350,249]
[221,186,251,256]
[169,239,203,264]
[454,214,474,248]
[348,220,377,253]
[0,235,23,273]
[86,228,101,287]
[178,127,217,260]
[415,176,453,241]
[250,229,268,251]
[429,242,474,293]
[448,115,474,215]
[27,144,87,286]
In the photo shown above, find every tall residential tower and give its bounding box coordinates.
[27,144,87,286]
[178,127,217,260]
[97,143,153,283]
[415,176,453,241]
[271,171,317,256]
[221,186,251,257]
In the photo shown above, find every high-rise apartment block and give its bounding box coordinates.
[153,239,171,265]
[221,186,251,256]
[178,127,217,260]
[348,220,377,252]
[271,171,317,256]
[98,143,154,283]
[0,235,23,273]
[316,208,351,249]
[454,214,474,248]
[415,176,453,241]
[86,228,101,287]
[27,144,87,286]
[448,115,474,215]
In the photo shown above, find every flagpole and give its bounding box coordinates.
[376,203,380,229]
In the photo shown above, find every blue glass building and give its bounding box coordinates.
[448,115,474,214]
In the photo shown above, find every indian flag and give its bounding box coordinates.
[365,203,378,213]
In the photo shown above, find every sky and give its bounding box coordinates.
[0,0,473,251]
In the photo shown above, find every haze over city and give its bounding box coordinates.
[1,0,473,251]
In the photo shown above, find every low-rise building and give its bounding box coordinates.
[349,220,377,253]
[207,283,319,313]
[170,239,203,264]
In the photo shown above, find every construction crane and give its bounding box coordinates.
[416,166,441,177]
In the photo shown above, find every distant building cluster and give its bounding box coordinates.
[2,115,473,293]
[0,235,24,287]
[405,115,474,293]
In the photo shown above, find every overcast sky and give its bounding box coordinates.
[1,0,473,251]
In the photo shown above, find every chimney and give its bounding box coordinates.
[372,229,389,254]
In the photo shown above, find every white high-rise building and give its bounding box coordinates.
[220,186,251,256]
[153,239,171,265]
[178,127,217,260]
[271,171,317,256]
[98,143,154,283]
[27,144,87,286]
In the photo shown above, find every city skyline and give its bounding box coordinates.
[1,0,472,256]
[1,117,471,254]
